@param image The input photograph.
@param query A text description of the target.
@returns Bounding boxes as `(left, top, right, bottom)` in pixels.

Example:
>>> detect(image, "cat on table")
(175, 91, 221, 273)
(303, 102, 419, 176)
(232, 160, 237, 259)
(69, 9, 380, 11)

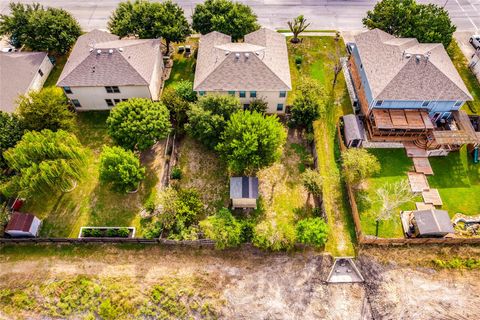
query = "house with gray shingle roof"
(348, 29, 478, 152)
(194, 28, 291, 113)
(0, 51, 53, 113)
(57, 29, 164, 110)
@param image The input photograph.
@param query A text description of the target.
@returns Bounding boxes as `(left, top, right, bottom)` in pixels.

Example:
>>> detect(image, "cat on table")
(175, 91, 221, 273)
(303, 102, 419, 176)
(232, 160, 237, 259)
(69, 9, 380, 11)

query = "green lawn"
(428, 147, 480, 216)
(288, 36, 355, 255)
(356, 149, 418, 238)
(22, 112, 159, 237)
(164, 38, 198, 90)
(448, 40, 480, 115)
(43, 54, 68, 88)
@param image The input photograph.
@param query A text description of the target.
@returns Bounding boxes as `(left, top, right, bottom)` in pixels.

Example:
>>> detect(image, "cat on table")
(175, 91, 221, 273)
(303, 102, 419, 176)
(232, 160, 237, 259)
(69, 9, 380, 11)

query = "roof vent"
(225, 51, 230, 55)
(415, 55, 422, 63)
(96, 49, 102, 54)
(255, 51, 260, 56)
(235, 53, 240, 59)
(405, 53, 411, 59)
(89, 48, 94, 52)
(119, 48, 124, 52)
(108, 49, 114, 54)
(245, 53, 250, 59)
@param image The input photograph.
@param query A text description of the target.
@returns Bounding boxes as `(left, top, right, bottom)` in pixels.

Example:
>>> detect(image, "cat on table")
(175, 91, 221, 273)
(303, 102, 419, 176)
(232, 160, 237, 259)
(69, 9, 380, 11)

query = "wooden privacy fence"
(336, 124, 480, 246)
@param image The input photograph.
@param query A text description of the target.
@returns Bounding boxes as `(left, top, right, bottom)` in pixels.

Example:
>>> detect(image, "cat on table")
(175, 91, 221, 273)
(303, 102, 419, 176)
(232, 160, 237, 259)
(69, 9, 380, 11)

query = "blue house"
(348, 29, 478, 152)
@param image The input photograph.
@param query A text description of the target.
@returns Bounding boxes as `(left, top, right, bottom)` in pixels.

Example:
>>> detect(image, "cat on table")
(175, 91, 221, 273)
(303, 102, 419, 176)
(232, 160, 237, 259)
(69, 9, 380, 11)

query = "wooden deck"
(408, 172, 430, 193)
(371, 109, 434, 130)
(404, 142, 428, 158)
(422, 189, 443, 206)
(412, 157, 433, 175)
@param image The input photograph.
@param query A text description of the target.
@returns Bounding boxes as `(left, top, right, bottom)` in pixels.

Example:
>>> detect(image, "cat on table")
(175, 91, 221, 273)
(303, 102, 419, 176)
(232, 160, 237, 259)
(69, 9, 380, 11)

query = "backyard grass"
(428, 147, 480, 216)
(22, 112, 161, 237)
(164, 38, 198, 90)
(288, 36, 355, 255)
(447, 40, 480, 115)
(43, 54, 68, 88)
(356, 149, 419, 238)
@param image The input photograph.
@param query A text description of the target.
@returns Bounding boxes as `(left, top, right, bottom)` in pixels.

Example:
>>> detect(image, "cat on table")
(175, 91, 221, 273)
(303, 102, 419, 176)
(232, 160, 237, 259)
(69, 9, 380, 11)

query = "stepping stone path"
(422, 189, 443, 206)
(407, 172, 430, 193)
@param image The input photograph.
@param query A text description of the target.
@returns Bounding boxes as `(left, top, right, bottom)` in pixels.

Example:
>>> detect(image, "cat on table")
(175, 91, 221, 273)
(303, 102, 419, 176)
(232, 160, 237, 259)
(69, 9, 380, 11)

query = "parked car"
(469, 35, 480, 49)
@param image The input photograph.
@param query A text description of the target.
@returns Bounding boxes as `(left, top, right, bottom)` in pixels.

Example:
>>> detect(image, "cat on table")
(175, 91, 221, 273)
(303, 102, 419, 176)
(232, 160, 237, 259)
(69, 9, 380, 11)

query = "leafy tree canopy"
(185, 94, 241, 149)
(363, 0, 456, 47)
(295, 217, 328, 247)
(16, 87, 75, 132)
(0, 112, 24, 169)
(200, 207, 243, 249)
(192, 0, 260, 41)
(174, 80, 197, 103)
(290, 77, 325, 130)
(245, 98, 268, 114)
(216, 111, 286, 174)
(301, 168, 323, 196)
(253, 218, 296, 251)
(99, 146, 145, 192)
(2, 130, 87, 198)
(107, 98, 171, 151)
(0, 2, 81, 53)
(108, 0, 191, 53)
(342, 148, 381, 186)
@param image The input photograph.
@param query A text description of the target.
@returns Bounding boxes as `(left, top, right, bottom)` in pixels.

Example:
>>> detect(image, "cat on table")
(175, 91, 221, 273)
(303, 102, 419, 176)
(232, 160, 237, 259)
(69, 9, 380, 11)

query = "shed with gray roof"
(230, 177, 259, 209)
(343, 114, 364, 148)
(412, 209, 454, 237)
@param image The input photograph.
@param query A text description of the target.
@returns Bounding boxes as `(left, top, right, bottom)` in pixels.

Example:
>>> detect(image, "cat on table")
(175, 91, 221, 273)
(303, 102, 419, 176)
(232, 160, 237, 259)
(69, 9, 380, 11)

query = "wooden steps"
(404, 142, 428, 158)
(412, 157, 433, 175)
(408, 172, 430, 193)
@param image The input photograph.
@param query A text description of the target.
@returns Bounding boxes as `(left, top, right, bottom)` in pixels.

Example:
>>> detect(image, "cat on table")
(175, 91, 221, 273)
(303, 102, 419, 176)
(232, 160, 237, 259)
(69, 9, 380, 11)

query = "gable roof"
(5, 212, 35, 232)
(194, 28, 291, 91)
(354, 29, 472, 101)
(57, 29, 161, 87)
(230, 177, 259, 199)
(413, 209, 454, 235)
(0, 52, 48, 112)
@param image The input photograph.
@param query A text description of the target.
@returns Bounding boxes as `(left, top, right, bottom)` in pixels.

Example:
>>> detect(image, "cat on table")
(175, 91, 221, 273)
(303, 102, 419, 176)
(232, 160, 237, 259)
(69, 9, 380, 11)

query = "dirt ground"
(1, 245, 479, 320)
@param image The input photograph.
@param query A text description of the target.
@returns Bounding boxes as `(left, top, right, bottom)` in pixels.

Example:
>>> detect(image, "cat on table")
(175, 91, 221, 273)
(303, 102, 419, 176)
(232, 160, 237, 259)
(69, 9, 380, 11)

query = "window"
(239, 91, 246, 98)
(63, 86, 73, 94)
(422, 101, 430, 107)
(243, 104, 250, 110)
(277, 103, 284, 111)
(105, 86, 120, 93)
(360, 64, 363, 69)
(199, 91, 205, 96)
(105, 99, 114, 107)
(375, 100, 383, 107)
(38, 69, 44, 77)
(454, 101, 463, 107)
(71, 99, 81, 108)
(250, 91, 257, 98)
(228, 91, 235, 96)
(122, 99, 128, 102)
(114, 99, 121, 104)
(279, 91, 286, 98)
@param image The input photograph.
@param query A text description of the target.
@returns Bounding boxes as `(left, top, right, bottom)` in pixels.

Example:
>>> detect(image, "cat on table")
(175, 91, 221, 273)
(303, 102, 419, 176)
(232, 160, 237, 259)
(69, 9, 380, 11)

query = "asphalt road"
(1, 0, 480, 32)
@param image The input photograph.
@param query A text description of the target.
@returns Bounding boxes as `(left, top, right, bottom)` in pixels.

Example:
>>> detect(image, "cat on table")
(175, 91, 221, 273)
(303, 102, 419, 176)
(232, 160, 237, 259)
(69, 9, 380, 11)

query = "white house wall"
(148, 53, 164, 101)
(202, 91, 288, 113)
(65, 85, 152, 110)
(29, 55, 53, 91)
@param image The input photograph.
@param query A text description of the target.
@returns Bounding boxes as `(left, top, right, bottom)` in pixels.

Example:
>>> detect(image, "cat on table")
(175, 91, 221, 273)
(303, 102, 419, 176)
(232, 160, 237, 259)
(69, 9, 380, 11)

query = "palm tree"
(288, 15, 311, 43)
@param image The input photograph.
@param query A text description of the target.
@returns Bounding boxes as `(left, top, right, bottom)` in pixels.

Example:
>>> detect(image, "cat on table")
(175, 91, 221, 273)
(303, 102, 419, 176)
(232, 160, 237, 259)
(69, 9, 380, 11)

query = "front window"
(63, 86, 73, 94)
(114, 99, 121, 104)
(277, 103, 284, 111)
(454, 101, 463, 107)
(105, 86, 120, 93)
(422, 101, 430, 107)
(279, 91, 286, 98)
(38, 69, 44, 77)
(228, 91, 235, 96)
(71, 99, 81, 108)
(199, 91, 205, 96)
(375, 100, 383, 107)
(239, 91, 246, 98)
(250, 91, 257, 98)
(105, 99, 114, 107)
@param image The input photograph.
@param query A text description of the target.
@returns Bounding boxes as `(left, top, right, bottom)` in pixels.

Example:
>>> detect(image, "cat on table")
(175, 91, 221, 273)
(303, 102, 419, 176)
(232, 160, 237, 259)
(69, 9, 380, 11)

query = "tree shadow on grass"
(429, 151, 470, 188)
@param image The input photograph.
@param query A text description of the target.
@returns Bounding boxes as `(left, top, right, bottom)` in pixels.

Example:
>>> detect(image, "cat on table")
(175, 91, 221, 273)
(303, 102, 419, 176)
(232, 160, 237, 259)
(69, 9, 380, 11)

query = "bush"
(290, 77, 325, 130)
(99, 146, 145, 192)
(467, 101, 478, 114)
(170, 167, 182, 180)
(342, 148, 381, 186)
(295, 217, 328, 247)
(253, 219, 296, 251)
(301, 169, 323, 196)
(143, 220, 163, 239)
(175, 80, 197, 102)
(245, 99, 268, 114)
(199, 208, 243, 249)
(295, 55, 303, 65)
(82, 228, 92, 237)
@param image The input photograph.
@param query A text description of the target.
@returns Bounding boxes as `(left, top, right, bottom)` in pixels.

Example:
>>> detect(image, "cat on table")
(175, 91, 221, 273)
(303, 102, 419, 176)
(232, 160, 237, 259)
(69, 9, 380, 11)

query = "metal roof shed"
(343, 114, 364, 148)
(413, 209, 454, 237)
(5, 212, 41, 237)
(230, 177, 259, 209)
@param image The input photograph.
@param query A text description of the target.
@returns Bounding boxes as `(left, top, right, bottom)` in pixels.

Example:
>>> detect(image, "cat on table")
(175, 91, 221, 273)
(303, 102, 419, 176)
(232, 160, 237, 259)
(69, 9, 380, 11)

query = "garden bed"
(78, 226, 135, 238)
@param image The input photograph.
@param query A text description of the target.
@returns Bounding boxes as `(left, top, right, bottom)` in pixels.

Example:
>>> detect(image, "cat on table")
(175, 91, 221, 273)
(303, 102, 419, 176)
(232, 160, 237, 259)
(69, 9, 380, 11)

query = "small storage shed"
(343, 114, 364, 148)
(412, 209, 454, 237)
(230, 177, 259, 209)
(5, 212, 41, 237)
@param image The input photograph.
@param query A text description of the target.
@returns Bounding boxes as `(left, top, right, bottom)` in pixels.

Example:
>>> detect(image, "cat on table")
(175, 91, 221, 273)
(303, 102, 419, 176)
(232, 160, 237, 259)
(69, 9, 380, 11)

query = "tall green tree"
(161, 81, 196, 132)
(99, 146, 145, 192)
(287, 15, 310, 44)
(17, 87, 75, 132)
(216, 111, 286, 174)
(192, 0, 260, 41)
(290, 77, 325, 130)
(107, 98, 171, 151)
(363, 0, 456, 47)
(0, 3, 81, 53)
(2, 130, 87, 198)
(185, 95, 241, 149)
(108, 0, 191, 54)
(0, 112, 24, 168)
(342, 148, 381, 186)
(200, 208, 243, 249)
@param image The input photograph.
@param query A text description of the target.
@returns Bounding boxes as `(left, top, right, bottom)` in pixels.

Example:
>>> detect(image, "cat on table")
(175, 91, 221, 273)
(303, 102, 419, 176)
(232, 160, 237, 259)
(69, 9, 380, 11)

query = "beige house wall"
(148, 52, 164, 101)
(29, 55, 54, 91)
(201, 90, 288, 114)
(64, 85, 152, 110)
